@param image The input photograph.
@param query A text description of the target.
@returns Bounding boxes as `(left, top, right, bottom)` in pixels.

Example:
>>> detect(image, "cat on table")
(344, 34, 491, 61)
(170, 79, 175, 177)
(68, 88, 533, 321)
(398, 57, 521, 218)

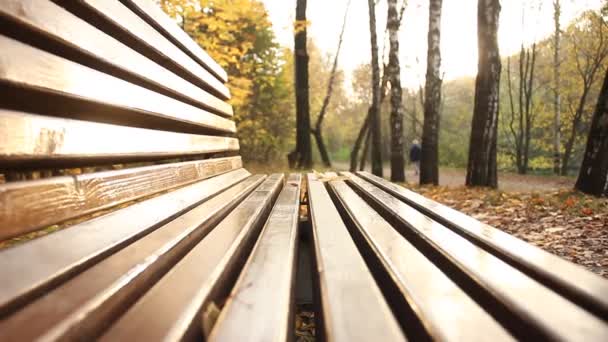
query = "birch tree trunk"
(466, 0, 501, 188)
(387, 0, 405, 182)
(289, 0, 312, 169)
(553, 0, 562, 174)
(576, 69, 608, 197)
(368, 0, 383, 177)
(420, 0, 443, 185)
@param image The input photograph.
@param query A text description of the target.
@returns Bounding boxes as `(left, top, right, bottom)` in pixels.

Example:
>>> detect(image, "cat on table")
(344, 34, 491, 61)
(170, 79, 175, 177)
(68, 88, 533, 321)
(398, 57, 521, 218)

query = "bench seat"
(1, 1, 607, 341)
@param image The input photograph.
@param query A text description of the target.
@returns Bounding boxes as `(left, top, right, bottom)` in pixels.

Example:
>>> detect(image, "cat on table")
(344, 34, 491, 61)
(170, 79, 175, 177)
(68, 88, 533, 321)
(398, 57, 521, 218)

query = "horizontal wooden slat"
(119, 0, 228, 83)
(209, 174, 302, 342)
(357, 171, 608, 319)
(329, 180, 514, 341)
(345, 173, 608, 341)
(0, 110, 239, 167)
(0, 0, 232, 117)
(306, 174, 406, 341)
(0, 174, 265, 341)
(101, 174, 284, 341)
(0, 156, 242, 240)
(0, 168, 251, 315)
(54, 0, 230, 100)
(0, 35, 235, 134)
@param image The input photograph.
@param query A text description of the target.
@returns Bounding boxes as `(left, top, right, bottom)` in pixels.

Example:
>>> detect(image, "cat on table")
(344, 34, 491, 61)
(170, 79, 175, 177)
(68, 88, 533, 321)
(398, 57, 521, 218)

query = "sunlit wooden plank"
(0, 156, 242, 240)
(0, 0, 232, 117)
(119, 0, 228, 83)
(0, 169, 251, 316)
(345, 172, 608, 341)
(356, 171, 608, 319)
(306, 173, 406, 341)
(0, 110, 239, 166)
(101, 175, 284, 341)
(0, 175, 265, 341)
(55, 0, 230, 100)
(209, 174, 302, 342)
(0, 35, 234, 133)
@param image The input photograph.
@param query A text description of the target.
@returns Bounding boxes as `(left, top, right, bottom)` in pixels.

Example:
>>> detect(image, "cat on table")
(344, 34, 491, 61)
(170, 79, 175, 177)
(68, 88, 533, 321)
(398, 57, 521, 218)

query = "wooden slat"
(0, 168, 251, 315)
(119, 0, 228, 83)
(0, 156, 242, 241)
(54, 0, 230, 100)
(209, 174, 302, 342)
(0, 110, 239, 167)
(101, 174, 284, 341)
(0, 174, 266, 341)
(0, 0, 233, 117)
(345, 173, 608, 340)
(357, 171, 608, 319)
(329, 180, 514, 341)
(0, 36, 234, 134)
(306, 173, 406, 341)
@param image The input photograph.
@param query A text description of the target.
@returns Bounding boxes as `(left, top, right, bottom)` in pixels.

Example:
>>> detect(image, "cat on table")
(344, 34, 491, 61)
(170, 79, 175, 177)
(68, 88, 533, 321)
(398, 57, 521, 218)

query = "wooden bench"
(0, 1, 607, 341)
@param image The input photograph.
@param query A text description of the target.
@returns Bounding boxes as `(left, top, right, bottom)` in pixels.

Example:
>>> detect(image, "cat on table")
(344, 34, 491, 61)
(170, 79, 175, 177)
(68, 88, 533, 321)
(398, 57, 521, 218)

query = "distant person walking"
(409, 139, 421, 175)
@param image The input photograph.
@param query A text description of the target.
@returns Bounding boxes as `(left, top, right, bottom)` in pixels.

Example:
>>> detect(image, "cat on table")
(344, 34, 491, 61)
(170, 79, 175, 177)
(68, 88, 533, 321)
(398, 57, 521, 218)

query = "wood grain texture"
(345, 173, 608, 341)
(209, 174, 302, 342)
(329, 180, 514, 342)
(0, 0, 232, 117)
(0, 156, 242, 240)
(101, 174, 284, 341)
(0, 174, 266, 341)
(54, 0, 230, 100)
(0, 168, 251, 315)
(356, 171, 608, 320)
(0, 110, 239, 166)
(306, 173, 406, 342)
(0, 36, 235, 133)
(119, 0, 228, 83)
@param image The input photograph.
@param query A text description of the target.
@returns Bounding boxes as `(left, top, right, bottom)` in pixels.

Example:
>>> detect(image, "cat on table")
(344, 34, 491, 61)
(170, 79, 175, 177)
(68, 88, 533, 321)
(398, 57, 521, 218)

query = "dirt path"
(332, 162, 575, 192)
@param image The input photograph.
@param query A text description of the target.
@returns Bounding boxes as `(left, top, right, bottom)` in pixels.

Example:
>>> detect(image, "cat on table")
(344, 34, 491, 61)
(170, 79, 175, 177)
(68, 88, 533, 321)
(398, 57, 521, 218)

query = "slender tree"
(466, 0, 501, 188)
(420, 0, 443, 185)
(288, 0, 312, 169)
(368, 0, 383, 176)
(312, 0, 351, 167)
(576, 69, 608, 197)
(552, 0, 562, 174)
(387, 0, 406, 181)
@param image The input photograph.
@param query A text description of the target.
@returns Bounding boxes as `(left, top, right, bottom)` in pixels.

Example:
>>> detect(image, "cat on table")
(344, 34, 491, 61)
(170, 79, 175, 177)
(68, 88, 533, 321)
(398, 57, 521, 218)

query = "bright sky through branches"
(261, 0, 603, 90)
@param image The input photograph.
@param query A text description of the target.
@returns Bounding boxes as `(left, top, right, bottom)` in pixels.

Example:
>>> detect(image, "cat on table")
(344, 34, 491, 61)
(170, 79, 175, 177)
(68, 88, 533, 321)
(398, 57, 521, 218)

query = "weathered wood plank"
(0, 36, 235, 133)
(0, 169, 251, 315)
(356, 171, 608, 319)
(0, 0, 232, 117)
(208, 174, 302, 342)
(306, 173, 406, 341)
(329, 180, 514, 341)
(119, 0, 228, 83)
(101, 174, 284, 341)
(0, 174, 265, 341)
(54, 0, 230, 100)
(0, 156, 242, 240)
(0, 110, 239, 167)
(345, 173, 608, 340)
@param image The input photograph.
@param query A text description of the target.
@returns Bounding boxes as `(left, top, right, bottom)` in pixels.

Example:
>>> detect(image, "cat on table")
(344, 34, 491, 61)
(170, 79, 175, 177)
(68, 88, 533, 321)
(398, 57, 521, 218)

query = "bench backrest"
(0, 0, 242, 241)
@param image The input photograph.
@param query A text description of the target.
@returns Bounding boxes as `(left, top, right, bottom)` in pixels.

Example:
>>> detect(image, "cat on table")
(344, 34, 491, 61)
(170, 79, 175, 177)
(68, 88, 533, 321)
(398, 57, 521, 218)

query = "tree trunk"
(386, 0, 405, 182)
(360, 126, 372, 171)
(576, 69, 608, 196)
(351, 111, 370, 171)
(420, 0, 443, 185)
(553, 0, 562, 174)
(313, 0, 351, 168)
(367, 0, 383, 177)
(562, 87, 591, 175)
(289, 0, 312, 169)
(466, 0, 501, 188)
